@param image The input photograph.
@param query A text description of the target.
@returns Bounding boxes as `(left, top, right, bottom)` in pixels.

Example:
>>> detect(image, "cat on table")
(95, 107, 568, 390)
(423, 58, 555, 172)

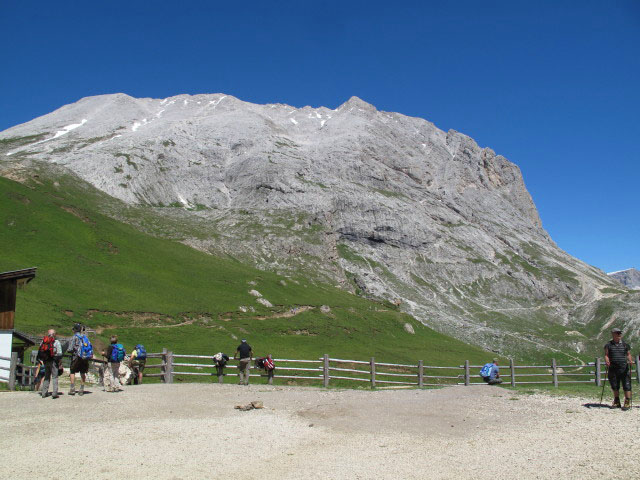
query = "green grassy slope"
(0, 174, 492, 368)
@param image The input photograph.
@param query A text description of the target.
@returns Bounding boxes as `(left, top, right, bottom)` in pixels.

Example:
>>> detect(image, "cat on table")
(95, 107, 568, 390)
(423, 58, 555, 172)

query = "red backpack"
(263, 357, 275, 371)
(38, 335, 56, 360)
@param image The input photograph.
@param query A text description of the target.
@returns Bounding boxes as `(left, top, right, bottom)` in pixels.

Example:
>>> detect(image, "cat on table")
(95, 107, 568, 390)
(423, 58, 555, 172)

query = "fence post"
(166, 351, 174, 383)
(370, 357, 376, 389)
(635, 355, 640, 385)
(509, 358, 516, 387)
(595, 357, 601, 386)
(464, 360, 470, 386)
(323, 354, 329, 388)
(418, 360, 424, 388)
(268, 369, 274, 385)
(161, 348, 167, 383)
(551, 358, 558, 387)
(8, 352, 18, 391)
(216, 366, 224, 384)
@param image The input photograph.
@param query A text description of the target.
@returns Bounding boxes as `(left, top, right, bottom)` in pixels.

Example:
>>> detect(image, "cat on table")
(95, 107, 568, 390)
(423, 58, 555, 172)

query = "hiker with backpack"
(38, 329, 63, 399)
(234, 339, 253, 385)
(128, 344, 147, 385)
(480, 358, 502, 385)
(213, 352, 229, 382)
(102, 336, 125, 392)
(68, 323, 93, 396)
(605, 328, 633, 410)
(263, 354, 275, 384)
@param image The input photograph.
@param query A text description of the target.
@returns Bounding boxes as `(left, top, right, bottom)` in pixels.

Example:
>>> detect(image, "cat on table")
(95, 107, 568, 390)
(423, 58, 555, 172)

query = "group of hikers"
(35, 323, 147, 398)
(35, 326, 273, 397)
(479, 327, 634, 410)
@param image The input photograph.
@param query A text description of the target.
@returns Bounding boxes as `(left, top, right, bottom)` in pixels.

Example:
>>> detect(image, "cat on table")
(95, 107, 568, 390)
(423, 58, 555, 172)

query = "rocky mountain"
(608, 269, 640, 290)
(2, 93, 638, 358)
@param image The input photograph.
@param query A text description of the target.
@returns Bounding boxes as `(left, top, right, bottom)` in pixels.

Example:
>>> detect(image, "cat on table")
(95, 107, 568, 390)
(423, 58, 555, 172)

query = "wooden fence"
(2, 352, 640, 390)
(139, 352, 640, 389)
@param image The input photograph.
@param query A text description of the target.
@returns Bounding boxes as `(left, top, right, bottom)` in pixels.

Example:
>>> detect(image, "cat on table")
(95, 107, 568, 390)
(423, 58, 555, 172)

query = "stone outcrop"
(608, 269, 640, 290)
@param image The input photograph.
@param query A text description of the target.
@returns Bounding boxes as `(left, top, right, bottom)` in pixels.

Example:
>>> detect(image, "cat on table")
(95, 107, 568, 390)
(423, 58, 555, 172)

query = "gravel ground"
(0, 383, 638, 479)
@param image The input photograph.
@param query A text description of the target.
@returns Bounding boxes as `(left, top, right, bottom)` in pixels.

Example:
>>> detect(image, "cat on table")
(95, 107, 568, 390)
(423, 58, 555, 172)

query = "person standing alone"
(235, 339, 253, 385)
(604, 328, 633, 410)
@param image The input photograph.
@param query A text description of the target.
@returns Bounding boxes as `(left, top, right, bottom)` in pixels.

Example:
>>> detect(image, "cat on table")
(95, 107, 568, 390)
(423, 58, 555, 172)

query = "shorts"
(131, 359, 146, 372)
(608, 364, 632, 392)
(70, 357, 89, 374)
(482, 376, 502, 385)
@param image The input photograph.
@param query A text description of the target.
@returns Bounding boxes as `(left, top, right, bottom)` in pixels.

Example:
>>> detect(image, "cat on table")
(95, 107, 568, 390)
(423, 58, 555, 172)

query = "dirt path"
(1, 384, 638, 479)
(93, 306, 316, 332)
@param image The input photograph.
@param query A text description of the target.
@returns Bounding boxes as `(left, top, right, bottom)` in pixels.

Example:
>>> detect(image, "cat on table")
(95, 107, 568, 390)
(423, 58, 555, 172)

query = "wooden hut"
(0, 268, 37, 374)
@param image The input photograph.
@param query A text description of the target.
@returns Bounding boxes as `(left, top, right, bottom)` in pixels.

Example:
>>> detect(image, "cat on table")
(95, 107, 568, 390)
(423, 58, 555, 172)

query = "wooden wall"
(0, 280, 17, 330)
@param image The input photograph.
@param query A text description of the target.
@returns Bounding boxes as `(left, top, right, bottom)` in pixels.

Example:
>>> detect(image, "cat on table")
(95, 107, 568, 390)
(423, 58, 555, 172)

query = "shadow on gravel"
(583, 403, 638, 410)
(583, 403, 611, 409)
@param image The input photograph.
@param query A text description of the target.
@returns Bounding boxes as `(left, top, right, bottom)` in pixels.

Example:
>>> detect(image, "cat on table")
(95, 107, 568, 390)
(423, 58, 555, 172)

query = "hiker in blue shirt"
(480, 358, 502, 385)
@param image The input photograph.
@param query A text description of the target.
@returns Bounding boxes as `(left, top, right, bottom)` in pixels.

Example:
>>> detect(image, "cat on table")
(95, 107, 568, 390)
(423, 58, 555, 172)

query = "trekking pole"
(600, 364, 609, 406)
(628, 365, 633, 410)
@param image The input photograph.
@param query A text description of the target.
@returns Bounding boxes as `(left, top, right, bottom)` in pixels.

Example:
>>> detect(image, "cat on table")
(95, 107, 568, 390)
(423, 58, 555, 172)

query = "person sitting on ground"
(234, 339, 253, 386)
(480, 358, 502, 385)
(39, 329, 63, 399)
(605, 328, 633, 410)
(68, 323, 92, 396)
(101, 336, 125, 392)
(128, 344, 147, 385)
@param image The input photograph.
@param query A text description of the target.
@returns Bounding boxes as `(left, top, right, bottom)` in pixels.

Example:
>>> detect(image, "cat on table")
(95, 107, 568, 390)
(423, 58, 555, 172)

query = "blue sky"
(1, 1, 638, 273)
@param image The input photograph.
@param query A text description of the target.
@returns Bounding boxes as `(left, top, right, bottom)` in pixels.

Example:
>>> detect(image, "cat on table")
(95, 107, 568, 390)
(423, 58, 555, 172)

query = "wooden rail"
(129, 352, 640, 389)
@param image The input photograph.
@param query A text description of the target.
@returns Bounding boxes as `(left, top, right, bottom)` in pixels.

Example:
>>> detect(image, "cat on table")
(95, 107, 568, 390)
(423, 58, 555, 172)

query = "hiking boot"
(52, 393, 59, 399)
(611, 398, 622, 409)
(78, 385, 84, 396)
(622, 398, 631, 411)
(68, 387, 76, 396)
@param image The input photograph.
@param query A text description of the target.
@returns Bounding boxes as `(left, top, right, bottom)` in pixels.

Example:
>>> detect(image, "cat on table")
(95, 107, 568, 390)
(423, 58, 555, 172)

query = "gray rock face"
(608, 269, 640, 289)
(2, 93, 639, 356)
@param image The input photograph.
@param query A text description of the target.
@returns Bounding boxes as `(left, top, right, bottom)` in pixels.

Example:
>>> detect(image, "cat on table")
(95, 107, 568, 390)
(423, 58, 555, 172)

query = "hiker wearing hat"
(480, 358, 502, 385)
(604, 328, 633, 410)
(68, 323, 93, 396)
(234, 339, 253, 385)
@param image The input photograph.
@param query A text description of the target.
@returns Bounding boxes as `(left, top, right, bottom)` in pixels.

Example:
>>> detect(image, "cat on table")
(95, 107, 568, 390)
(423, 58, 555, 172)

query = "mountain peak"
(338, 96, 377, 112)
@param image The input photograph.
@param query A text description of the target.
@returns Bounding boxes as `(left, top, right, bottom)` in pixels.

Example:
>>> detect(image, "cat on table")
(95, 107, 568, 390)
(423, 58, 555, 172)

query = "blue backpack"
(135, 344, 147, 360)
(110, 343, 125, 362)
(480, 363, 494, 378)
(77, 333, 93, 359)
